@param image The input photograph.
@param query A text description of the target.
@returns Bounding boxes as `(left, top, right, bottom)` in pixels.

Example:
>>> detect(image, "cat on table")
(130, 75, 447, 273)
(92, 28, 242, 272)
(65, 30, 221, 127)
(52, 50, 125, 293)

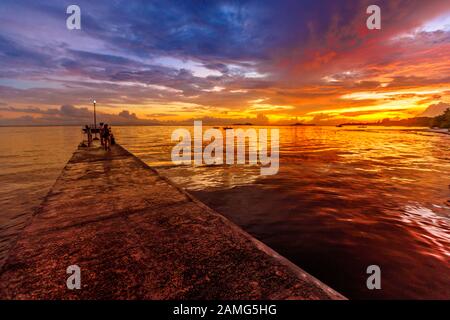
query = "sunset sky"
(0, 0, 450, 125)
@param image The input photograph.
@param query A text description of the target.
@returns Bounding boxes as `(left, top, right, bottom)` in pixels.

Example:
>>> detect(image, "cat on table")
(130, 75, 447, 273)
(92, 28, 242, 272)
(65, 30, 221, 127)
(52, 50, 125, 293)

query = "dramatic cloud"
(0, 104, 269, 126)
(0, 105, 160, 125)
(0, 0, 449, 125)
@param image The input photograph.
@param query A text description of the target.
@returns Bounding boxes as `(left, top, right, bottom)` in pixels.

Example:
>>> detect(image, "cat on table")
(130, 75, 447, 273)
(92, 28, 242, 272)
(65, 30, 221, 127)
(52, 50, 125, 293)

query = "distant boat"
(222, 126, 233, 130)
(290, 123, 316, 126)
(336, 124, 343, 127)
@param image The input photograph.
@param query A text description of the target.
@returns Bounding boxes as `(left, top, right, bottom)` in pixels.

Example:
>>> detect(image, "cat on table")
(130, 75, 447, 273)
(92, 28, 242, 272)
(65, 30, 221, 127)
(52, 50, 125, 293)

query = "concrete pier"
(0, 143, 345, 300)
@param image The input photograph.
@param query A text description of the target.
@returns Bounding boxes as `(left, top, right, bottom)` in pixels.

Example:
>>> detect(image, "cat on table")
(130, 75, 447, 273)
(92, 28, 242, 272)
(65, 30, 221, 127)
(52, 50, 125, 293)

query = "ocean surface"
(0, 125, 449, 299)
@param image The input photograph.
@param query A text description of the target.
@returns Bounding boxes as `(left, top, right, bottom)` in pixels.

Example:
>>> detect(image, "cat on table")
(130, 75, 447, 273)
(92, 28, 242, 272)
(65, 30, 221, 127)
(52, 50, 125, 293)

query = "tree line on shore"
(338, 108, 450, 128)
(430, 108, 450, 129)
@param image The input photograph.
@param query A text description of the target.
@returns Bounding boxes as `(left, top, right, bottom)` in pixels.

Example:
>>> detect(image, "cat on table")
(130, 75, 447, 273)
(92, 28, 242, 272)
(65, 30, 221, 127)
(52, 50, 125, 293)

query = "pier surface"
(0, 144, 344, 299)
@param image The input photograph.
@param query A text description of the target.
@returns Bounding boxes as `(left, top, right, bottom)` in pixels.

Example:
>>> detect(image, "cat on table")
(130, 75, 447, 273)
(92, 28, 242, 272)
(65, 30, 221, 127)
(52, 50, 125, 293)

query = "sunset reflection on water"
(118, 125, 450, 299)
(0, 125, 448, 299)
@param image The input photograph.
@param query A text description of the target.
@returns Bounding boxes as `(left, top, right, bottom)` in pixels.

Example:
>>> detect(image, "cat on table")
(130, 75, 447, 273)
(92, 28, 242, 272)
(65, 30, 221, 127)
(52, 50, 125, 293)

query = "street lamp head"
(93, 100, 96, 104)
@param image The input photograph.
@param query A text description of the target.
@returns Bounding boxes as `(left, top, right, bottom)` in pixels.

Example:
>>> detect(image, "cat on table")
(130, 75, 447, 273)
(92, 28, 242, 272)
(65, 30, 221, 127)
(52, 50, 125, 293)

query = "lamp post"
(93, 99, 97, 130)
(93, 99, 98, 140)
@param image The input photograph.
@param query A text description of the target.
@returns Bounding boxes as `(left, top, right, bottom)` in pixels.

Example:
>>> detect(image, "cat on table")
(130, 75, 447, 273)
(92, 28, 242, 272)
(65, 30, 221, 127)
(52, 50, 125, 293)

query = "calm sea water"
(0, 127, 81, 267)
(0, 125, 449, 299)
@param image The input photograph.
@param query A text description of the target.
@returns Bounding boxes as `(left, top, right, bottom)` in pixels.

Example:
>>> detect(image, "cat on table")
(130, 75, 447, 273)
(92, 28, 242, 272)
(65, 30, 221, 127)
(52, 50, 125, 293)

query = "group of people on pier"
(84, 122, 115, 151)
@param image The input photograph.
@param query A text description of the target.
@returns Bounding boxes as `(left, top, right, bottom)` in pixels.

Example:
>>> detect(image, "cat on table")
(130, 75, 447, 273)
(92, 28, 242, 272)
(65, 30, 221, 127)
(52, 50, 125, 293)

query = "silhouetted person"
(102, 124, 111, 151)
(85, 125, 92, 146)
(99, 122, 105, 146)
(109, 126, 116, 145)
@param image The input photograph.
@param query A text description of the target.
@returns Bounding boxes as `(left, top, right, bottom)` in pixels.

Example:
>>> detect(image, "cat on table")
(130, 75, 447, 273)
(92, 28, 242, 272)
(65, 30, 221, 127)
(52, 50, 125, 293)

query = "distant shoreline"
(0, 124, 436, 128)
(0, 125, 448, 135)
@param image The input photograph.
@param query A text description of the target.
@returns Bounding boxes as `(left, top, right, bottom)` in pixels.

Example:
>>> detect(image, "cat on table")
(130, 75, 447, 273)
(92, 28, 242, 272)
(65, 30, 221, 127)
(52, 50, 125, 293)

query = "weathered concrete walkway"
(0, 144, 345, 299)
